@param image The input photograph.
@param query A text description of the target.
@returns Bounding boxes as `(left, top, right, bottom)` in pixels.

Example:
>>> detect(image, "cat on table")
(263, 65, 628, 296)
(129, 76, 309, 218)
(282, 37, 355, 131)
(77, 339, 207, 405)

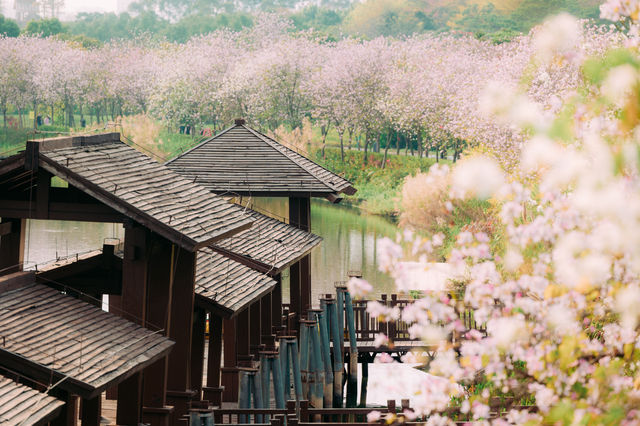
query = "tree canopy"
(0, 15, 20, 37)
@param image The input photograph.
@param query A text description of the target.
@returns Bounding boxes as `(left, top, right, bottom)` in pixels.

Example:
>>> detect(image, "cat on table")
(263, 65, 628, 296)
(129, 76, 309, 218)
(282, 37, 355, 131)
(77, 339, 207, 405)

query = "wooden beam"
(272, 274, 282, 329)
(190, 306, 207, 400)
(117, 223, 149, 425)
(50, 391, 78, 426)
(249, 302, 261, 355)
(206, 314, 223, 388)
(143, 238, 172, 416)
(203, 313, 224, 406)
(221, 316, 237, 402)
(0, 200, 126, 223)
(0, 271, 35, 294)
(208, 245, 274, 275)
(166, 247, 197, 420)
(35, 169, 51, 219)
(0, 154, 25, 177)
(261, 292, 272, 338)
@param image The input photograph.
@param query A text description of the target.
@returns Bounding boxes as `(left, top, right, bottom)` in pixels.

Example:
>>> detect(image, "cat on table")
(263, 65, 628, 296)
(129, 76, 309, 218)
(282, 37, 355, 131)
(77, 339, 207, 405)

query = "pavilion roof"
(165, 122, 356, 200)
(210, 208, 322, 275)
(0, 272, 174, 399)
(195, 248, 276, 317)
(0, 374, 64, 425)
(0, 133, 254, 252)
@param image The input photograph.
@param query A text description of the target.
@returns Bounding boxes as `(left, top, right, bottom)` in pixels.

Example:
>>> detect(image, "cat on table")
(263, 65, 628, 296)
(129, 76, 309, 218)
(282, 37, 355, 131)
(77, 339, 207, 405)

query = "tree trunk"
(347, 128, 353, 150)
(2, 107, 6, 130)
(18, 109, 23, 128)
(51, 105, 54, 125)
(339, 130, 345, 163)
(396, 132, 400, 155)
(362, 133, 369, 166)
(381, 130, 392, 169)
(33, 101, 38, 129)
(321, 124, 329, 159)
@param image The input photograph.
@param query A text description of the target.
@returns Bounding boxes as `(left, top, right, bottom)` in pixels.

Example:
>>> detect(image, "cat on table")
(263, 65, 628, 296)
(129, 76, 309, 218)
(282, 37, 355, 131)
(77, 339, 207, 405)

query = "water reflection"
(22, 198, 399, 304)
(248, 198, 398, 303)
(24, 219, 124, 268)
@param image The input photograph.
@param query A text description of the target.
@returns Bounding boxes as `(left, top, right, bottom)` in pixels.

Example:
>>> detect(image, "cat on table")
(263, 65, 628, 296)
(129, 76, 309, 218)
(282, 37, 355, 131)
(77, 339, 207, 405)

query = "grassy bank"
(1, 123, 445, 220)
(314, 147, 448, 218)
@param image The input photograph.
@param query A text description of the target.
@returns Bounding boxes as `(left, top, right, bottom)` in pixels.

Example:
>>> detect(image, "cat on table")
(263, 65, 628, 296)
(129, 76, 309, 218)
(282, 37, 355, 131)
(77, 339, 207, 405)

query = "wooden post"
(222, 317, 238, 402)
(261, 292, 272, 340)
(50, 391, 78, 426)
(190, 306, 207, 400)
(288, 197, 312, 329)
(117, 222, 149, 425)
(250, 301, 261, 355)
(166, 247, 197, 420)
(203, 313, 224, 405)
(143, 239, 174, 426)
(0, 218, 26, 276)
(272, 274, 282, 329)
(81, 394, 102, 426)
(237, 308, 250, 358)
(106, 294, 121, 400)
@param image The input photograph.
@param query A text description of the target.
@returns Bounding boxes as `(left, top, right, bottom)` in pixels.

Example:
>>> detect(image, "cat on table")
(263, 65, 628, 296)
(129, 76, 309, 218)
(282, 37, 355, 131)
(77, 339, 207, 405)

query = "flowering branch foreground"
(348, 3, 640, 425)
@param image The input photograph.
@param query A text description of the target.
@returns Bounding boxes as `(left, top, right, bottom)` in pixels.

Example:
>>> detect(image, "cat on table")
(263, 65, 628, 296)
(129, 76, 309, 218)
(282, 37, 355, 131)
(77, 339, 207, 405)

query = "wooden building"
(0, 133, 268, 425)
(0, 124, 352, 423)
(167, 119, 355, 332)
(0, 270, 174, 425)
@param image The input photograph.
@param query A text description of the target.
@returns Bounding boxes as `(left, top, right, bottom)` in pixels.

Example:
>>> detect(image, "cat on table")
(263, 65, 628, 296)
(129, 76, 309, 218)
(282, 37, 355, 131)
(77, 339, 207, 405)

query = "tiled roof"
(166, 124, 355, 197)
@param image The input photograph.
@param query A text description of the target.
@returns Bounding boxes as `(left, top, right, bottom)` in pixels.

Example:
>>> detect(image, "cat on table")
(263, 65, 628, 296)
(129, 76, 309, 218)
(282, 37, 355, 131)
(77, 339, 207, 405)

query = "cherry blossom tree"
(351, 8, 640, 424)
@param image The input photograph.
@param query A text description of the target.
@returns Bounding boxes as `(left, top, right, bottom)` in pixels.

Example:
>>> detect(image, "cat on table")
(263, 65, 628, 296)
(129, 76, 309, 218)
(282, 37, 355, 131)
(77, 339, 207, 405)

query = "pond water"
(23, 199, 399, 303)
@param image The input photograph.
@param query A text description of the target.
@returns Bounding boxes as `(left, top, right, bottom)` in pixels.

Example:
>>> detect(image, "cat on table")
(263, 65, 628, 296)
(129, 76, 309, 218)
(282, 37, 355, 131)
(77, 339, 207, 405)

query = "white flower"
(546, 304, 579, 336)
(503, 248, 524, 272)
(486, 316, 529, 349)
(614, 284, 640, 329)
(347, 277, 372, 299)
(521, 135, 560, 173)
(601, 64, 637, 106)
(451, 156, 505, 200)
(533, 13, 582, 64)
(366, 411, 381, 422)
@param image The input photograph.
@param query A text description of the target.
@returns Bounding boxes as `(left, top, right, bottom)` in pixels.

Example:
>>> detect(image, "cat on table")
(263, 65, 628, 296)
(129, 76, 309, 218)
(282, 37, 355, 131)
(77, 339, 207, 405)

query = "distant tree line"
(0, 0, 604, 45)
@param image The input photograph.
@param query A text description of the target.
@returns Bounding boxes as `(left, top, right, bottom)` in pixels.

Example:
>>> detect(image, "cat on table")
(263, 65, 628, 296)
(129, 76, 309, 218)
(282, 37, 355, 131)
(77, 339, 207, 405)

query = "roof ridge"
(164, 125, 236, 165)
(240, 125, 344, 193)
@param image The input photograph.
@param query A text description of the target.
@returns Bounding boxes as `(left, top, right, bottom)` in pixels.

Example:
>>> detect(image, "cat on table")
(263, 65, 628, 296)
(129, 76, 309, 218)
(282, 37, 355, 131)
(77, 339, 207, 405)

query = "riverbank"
(313, 147, 446, 218)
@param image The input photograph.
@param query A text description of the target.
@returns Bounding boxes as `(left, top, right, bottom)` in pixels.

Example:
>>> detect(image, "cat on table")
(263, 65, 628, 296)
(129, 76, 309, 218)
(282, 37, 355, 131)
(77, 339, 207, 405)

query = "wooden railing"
(187, 399, 537, 425)
(285, 293, 486, 348)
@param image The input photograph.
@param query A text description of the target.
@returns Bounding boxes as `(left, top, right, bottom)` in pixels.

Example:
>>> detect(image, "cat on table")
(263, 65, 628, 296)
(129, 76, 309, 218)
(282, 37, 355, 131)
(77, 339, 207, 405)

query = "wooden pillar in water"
(117, 222, 149, 425)
(0, 218, 25, 276)
(166, 247, 197, 421)
(190, 306, 207, 400)
(142, 238, 174, 426)
(222, 316, 238, 402)
(203, 313, 224, 405)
